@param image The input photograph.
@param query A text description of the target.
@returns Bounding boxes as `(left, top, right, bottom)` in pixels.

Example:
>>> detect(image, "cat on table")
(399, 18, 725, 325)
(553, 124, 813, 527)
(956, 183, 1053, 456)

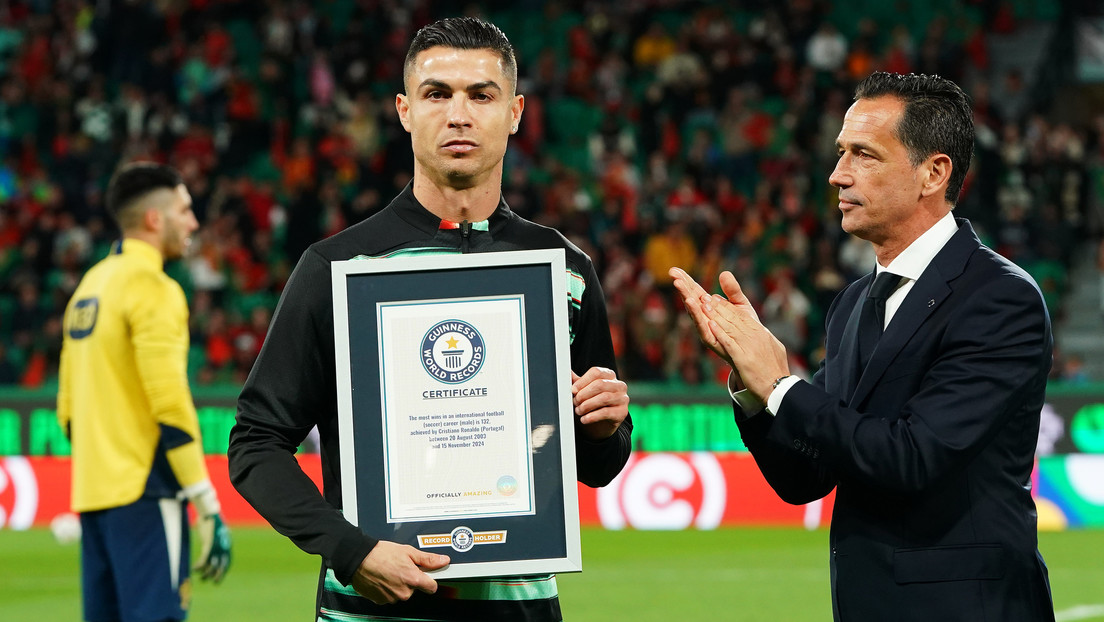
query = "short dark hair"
(854, 72, 974, 205)
(403, 17, 517, 95)
(105, 162, 184, 230)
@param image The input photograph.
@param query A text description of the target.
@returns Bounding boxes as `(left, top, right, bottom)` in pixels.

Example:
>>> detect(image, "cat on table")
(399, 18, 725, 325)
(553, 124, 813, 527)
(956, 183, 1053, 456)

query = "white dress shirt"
(730, 212, 961, 416)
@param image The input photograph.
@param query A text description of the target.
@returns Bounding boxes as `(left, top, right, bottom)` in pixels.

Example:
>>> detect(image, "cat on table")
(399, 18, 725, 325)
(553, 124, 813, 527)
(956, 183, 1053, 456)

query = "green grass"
(0, 526, 318, 620)
(1, 527, 1102, 621)
(560, 528, 832, 621)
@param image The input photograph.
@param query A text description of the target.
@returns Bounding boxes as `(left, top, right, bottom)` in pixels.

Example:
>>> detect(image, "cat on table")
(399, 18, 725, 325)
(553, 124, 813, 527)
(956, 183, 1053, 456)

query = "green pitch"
(1, 527, 1101, 620)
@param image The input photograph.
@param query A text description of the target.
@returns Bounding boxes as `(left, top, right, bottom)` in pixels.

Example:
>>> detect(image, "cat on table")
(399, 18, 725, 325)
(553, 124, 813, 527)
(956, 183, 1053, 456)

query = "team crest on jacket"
(421, 320, 485, 384)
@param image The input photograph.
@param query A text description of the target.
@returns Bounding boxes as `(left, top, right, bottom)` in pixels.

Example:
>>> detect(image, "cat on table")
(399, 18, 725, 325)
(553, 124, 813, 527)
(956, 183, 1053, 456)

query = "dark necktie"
(857, 271, 902, 371)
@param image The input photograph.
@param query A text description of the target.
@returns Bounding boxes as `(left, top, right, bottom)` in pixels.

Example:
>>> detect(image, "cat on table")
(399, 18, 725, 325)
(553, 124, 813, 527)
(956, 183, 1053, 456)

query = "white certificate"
(332, 249, 582, 579)
(377, 296, 536, 522)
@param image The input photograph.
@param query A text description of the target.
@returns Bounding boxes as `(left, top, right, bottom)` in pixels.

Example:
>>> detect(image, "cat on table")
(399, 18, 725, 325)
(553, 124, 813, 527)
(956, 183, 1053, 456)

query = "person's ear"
(920, 153, 952, 199)
(143, 205, 163, 232)
(510, 94, 524, 134)
(396, 93, 412, 133)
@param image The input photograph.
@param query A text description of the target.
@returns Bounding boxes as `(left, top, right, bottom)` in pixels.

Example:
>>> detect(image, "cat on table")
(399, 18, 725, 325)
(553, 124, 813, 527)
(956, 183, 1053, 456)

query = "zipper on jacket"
(460, 220, 471, 253)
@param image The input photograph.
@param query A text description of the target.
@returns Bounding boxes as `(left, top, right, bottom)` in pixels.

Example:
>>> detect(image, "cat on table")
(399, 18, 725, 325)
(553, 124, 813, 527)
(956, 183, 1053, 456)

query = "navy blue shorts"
(80, 497, 191, 622)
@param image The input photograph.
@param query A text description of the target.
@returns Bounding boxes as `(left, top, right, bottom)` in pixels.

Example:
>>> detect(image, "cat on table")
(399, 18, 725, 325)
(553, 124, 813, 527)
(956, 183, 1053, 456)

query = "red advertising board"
(1, 453, 836, 530)
(7, 452, 1104, 532)
(580, 452, 835, 530)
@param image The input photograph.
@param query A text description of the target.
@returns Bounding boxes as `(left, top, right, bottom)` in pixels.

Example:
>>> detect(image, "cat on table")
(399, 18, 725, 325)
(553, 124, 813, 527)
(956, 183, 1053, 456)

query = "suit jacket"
(736, 219, 1055, 621)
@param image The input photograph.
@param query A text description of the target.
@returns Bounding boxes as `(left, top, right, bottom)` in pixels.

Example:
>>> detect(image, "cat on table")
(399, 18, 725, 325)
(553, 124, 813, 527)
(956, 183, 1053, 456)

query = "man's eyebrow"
(466, 80, 503, 93)
(418, 79, 452, 91)
(836, 139, 876, 153)
(417, 79, 503, 93)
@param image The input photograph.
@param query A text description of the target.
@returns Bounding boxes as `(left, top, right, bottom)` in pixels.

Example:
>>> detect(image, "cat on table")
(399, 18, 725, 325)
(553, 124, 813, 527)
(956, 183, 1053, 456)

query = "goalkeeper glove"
(184, 480, 232, 583)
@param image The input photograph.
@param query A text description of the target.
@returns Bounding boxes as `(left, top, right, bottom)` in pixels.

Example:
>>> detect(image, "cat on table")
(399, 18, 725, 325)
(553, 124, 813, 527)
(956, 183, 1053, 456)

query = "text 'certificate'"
(378, 296, 535, 523)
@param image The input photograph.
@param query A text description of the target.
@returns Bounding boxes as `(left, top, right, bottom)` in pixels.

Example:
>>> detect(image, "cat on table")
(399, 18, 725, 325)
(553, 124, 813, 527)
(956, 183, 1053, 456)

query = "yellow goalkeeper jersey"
(58, 238, 209, 512)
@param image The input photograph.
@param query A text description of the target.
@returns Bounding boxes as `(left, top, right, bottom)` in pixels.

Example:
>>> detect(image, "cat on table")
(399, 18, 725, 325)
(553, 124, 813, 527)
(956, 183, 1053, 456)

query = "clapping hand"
(669, 267, 789, 401)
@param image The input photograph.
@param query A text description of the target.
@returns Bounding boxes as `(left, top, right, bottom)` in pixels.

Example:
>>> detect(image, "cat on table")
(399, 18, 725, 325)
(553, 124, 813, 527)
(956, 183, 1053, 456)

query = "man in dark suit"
(670, 72, 1056, 621)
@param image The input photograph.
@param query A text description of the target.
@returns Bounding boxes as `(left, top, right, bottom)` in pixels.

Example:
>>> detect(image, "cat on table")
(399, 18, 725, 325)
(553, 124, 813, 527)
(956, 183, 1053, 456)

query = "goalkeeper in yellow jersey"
(57, 162, 231, 622)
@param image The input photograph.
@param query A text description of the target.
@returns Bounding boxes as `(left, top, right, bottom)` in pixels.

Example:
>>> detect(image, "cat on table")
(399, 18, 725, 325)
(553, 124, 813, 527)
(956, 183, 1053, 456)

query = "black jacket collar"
(389, 182, 516, 236)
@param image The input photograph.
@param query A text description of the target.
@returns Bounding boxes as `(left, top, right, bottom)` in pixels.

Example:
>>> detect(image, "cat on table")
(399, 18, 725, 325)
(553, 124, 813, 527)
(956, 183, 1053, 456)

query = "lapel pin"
(928, 299, 935, 308)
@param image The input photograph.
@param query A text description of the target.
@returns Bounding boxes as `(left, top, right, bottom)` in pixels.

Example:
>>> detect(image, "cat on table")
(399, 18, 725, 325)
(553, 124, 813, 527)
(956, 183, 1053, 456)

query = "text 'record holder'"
(332, 250, 581, 579)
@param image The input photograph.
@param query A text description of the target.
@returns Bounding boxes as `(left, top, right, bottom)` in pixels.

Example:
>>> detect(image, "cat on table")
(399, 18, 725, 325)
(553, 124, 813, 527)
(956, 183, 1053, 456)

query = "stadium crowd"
(0, 0, 1100, 388)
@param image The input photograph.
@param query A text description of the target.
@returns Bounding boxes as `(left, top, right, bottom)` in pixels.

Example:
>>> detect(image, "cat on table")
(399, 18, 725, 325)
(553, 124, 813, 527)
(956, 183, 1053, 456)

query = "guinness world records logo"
(421, 320, 485, 384)
(450, 526, 475, 552)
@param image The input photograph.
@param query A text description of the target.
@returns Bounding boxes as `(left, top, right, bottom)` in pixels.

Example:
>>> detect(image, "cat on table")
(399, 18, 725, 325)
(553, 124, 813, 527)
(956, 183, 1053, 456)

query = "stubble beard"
(162, 226, 189, 261)
(435, 154, 483, 190)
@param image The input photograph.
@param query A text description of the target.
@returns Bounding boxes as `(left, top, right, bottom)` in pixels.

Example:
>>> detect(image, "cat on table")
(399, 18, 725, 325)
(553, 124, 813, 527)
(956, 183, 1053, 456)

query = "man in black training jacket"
(229, 16, 631, 622)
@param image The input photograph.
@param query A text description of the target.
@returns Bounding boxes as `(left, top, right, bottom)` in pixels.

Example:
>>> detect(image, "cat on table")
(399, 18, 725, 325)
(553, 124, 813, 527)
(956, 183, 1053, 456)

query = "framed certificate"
(331, 249, 581, 579)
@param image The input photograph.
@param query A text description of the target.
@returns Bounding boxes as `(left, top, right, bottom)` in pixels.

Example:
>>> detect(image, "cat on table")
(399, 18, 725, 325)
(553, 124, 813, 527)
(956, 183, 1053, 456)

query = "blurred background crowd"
(1, 0, 1103, 389)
